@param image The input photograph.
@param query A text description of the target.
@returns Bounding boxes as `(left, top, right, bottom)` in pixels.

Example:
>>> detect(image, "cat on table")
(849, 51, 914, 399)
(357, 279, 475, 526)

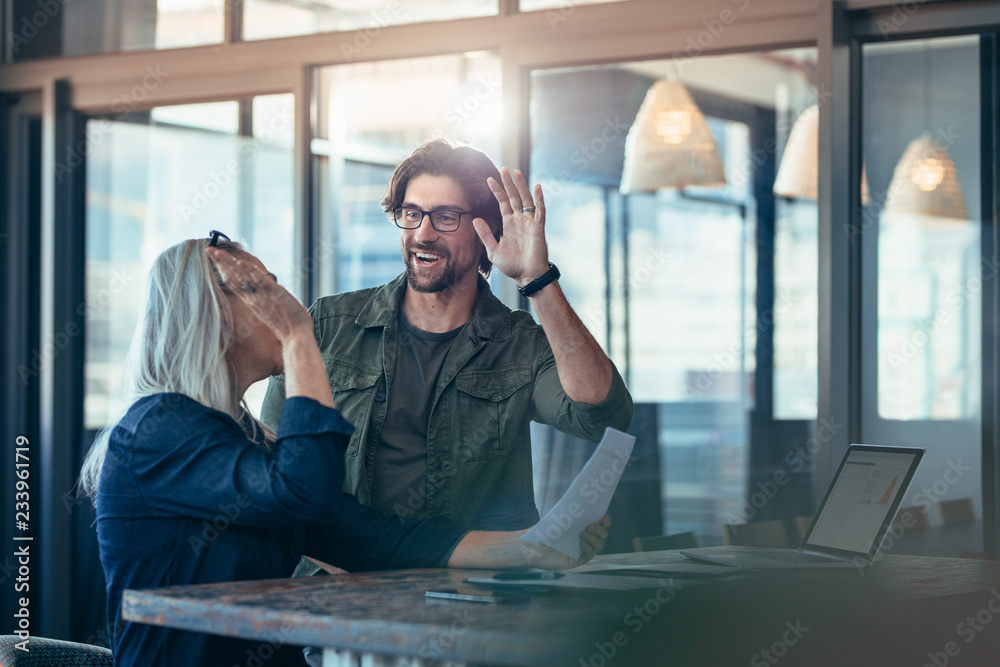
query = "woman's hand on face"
(207, 247, 312, 345)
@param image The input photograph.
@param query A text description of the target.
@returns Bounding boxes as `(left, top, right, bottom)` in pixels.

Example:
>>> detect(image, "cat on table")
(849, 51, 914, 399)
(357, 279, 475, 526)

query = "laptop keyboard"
(730, 548, 838, 564)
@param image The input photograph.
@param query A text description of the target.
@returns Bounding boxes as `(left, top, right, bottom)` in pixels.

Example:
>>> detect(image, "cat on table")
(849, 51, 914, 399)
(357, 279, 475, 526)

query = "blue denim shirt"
(97, 393, 467, 667)
(261, 273, 633, 531)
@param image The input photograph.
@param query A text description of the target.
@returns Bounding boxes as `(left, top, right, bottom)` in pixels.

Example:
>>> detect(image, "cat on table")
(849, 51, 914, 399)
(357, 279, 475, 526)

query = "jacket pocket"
(454, 366, 531, 462)
(325, 356, 380, 457)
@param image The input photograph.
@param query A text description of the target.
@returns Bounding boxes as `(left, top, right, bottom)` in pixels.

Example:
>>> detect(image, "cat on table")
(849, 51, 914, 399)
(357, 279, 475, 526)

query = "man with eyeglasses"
(261, 139, 631, 567)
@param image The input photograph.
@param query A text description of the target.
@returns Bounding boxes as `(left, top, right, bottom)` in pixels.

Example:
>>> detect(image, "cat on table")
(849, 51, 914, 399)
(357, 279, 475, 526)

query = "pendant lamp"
(773, 103, 871, 204)
(883, 41, 967, 223)
(883, 133, 967, 221)
(620, 79, 726, 193)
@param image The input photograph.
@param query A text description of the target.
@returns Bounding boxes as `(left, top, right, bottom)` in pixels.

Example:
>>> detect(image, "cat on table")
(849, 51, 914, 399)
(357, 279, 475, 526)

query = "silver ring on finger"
(241, 280, 259, 293)
(523, 206, 535, 212)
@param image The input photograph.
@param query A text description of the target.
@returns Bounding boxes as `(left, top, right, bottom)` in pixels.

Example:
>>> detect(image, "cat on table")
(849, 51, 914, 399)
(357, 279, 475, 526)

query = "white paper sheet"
(520, 427, 635, 559)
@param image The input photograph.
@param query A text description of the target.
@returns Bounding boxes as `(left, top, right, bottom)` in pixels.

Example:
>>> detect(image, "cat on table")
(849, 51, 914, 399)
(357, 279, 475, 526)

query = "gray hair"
(79, 238, 273, 500)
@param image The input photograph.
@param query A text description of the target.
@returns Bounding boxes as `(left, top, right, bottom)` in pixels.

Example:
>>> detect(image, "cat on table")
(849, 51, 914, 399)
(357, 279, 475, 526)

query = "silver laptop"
(680, 444, 925, 569)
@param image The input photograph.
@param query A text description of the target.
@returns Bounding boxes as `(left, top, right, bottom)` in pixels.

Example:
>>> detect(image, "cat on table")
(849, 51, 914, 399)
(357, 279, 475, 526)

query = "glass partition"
(861, 35, 982, 557)
(244, 0, 497, 41)
(529, 48, 819, 544)
(10, 0, 224, 60)
(313, 52, 502, 296)
(84, 95, 295, 427)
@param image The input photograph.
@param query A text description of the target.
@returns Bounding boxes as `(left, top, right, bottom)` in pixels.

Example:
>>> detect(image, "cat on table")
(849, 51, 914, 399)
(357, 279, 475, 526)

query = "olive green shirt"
(260, 272, 633, 531)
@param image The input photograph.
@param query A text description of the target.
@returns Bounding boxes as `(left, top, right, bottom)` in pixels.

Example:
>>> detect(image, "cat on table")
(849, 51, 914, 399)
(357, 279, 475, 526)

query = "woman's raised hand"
(207, 247, 312, 344)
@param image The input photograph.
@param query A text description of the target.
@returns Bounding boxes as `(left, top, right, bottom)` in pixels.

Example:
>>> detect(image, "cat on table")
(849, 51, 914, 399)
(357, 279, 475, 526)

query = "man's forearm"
(447, 530, 525, 568)
(526, 281, 613, 404)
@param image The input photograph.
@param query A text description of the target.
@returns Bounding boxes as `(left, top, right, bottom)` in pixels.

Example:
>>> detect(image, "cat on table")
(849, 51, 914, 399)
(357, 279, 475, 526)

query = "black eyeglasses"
(389, 208, 473, 233)
(208, 230, 231, 246)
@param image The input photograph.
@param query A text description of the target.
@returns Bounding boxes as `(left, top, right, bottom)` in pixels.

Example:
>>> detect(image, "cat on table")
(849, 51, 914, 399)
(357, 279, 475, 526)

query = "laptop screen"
(801, 445, 925, 560)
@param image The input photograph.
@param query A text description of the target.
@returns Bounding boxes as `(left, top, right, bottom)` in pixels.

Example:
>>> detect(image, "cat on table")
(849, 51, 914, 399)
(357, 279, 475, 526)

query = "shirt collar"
(355, 271, 512, 341)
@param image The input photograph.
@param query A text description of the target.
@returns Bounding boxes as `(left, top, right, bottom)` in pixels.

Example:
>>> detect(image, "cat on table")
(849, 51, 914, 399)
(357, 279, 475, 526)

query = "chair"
(723, 520, 791, 548)
(0, 636, 112, 666)
(937, 498, 975, 525)
(935, 498, 981, 558)
(632, 531, 698, 552)
(896, 505, 929, 531)
(793, 516, 814, 542)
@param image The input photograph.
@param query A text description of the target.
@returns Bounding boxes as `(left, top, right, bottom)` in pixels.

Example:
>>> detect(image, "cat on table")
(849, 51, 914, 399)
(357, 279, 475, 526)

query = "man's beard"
(402, 243, 478, 293)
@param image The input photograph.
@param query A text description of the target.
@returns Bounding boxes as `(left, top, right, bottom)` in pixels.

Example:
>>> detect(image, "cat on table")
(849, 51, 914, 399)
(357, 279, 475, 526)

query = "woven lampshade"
(773, 103, 871, 204)
(620, 79, 725, 193)
(884, 134, 967, 221)
(773, 104, 818, 200)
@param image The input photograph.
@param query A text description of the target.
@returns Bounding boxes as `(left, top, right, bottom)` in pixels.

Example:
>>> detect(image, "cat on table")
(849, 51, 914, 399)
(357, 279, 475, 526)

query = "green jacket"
(260, 272, 633, 530)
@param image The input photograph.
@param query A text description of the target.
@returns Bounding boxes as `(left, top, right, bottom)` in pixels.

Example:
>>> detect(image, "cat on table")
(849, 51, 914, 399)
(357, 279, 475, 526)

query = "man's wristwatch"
(518, 263, 560, 298)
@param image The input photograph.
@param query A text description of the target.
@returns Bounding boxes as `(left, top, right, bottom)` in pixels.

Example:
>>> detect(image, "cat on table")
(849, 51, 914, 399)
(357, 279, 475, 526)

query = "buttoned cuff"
(564, 365, 633, 425)
(277, 397, 356, 444)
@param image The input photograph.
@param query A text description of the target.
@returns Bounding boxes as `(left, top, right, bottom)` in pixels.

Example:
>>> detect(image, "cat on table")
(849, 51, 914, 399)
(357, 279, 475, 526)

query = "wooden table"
(122, 552, 1000, 666)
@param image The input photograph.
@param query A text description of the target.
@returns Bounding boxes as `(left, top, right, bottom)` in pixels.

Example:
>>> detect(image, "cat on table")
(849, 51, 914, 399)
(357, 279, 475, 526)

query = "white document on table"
(520, 427, 635, 559)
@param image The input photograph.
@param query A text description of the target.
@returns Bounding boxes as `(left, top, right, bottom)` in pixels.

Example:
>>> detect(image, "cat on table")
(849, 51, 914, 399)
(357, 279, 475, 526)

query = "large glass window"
(84, 95, 295, 427)
(520, 0, 630, 10)
(313, 52, 502, 295)
(11, 0, 223, 60)
(530, 49, 819, 544)
(861, 35, 982, 556)
(244, 0, 497, 41)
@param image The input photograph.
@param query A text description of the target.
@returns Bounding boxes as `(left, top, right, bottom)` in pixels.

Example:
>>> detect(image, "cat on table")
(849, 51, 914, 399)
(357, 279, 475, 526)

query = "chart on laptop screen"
(807, 450, 918, 554)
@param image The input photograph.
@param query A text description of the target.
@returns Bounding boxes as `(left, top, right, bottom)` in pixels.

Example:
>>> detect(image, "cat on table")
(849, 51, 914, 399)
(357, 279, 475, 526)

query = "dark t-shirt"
(370, 310, 462, 517)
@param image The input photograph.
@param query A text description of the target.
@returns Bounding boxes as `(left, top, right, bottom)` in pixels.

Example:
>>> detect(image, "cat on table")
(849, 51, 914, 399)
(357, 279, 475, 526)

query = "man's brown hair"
(382, 139, 503, 276)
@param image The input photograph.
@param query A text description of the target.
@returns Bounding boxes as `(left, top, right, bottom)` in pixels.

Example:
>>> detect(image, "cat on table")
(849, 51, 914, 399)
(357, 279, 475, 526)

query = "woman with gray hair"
(80, 233, 608, 667)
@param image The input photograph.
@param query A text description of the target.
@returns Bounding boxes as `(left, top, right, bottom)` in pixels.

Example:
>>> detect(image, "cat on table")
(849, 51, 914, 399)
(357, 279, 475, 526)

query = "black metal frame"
(0, 91, 43, 646)
(817, 0, 865, 501)
(38, 79, 87, 638)
(980, 33, 999, 559)
(818, 0, 1000, 558)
